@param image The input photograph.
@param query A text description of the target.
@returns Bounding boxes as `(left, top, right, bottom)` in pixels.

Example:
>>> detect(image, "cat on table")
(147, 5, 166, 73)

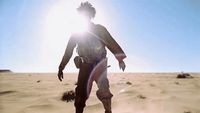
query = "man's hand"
(119, 60, 126, 71)
(58, 70, 63, 81)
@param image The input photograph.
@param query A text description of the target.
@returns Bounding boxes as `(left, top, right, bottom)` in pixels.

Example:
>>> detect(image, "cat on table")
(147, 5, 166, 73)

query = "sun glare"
(40, 0, 108, 70)
(40, 1, 93, 65)
(71, 14, 89, 34)
(42, 1, 86, 47)
(43, 1, 90, 44)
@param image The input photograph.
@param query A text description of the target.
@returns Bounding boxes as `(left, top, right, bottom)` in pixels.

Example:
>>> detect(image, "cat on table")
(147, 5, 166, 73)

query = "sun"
(39, 1, 94, 66)
(41, 1, 85, 47)
(40, 1, 108, 67)
(42, 1, 91, 45)
(71, 13, 90, 34)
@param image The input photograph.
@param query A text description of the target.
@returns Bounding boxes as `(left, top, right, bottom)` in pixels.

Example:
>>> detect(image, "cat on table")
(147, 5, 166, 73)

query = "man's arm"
(58, 36, 76, 81)
(98, 25, 127, 71)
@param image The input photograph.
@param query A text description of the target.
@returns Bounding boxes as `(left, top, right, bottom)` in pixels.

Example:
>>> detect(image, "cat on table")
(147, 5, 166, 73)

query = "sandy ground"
(0, 73, 200, 113)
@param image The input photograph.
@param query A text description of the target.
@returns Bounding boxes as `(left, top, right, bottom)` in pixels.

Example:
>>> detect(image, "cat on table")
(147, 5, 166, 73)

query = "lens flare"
(71, 14, 89, 34)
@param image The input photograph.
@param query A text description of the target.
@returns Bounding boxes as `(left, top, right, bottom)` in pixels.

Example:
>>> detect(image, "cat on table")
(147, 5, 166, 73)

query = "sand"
(0, 73, 200, 113)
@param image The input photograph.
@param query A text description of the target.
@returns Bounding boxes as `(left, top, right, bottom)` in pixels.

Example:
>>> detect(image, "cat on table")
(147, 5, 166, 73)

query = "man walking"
(58, 2, 126, 113)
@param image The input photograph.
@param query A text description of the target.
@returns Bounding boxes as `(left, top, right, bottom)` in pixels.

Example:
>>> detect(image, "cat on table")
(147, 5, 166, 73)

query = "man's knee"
(96, 90, 113, 100)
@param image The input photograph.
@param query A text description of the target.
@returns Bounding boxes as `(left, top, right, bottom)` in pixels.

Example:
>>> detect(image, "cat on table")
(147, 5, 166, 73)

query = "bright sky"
(0, 0, 200, 72)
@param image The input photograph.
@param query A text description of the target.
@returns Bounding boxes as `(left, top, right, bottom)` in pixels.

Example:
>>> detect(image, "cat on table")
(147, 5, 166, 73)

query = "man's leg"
(95, 63, 113, 113)
(75, 63, 93, 113)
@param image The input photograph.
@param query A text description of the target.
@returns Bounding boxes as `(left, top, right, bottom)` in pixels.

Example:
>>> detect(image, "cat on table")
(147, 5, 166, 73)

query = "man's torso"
(73, 24, 107, 63)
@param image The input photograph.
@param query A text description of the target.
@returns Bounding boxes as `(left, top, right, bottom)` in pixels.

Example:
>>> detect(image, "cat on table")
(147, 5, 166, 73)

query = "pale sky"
(0, 0, 200, 72)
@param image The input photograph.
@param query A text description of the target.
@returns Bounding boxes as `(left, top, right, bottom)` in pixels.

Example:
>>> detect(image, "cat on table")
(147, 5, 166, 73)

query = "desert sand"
(0, 72, 200, 113)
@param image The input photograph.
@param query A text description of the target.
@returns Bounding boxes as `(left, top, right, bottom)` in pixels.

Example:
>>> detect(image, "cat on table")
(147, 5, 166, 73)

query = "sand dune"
(0, 73, 200, 113)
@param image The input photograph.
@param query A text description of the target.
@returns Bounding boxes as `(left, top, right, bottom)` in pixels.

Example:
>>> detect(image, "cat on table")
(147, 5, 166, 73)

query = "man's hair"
(77, 2, 96, 18)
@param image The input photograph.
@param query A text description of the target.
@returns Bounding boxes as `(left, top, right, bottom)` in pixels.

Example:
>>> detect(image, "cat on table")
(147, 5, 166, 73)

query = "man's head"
(77, 2, 96, 20)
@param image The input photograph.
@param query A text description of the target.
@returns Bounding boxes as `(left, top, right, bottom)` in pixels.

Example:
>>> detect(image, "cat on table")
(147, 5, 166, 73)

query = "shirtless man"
(58, 2, 126, 113)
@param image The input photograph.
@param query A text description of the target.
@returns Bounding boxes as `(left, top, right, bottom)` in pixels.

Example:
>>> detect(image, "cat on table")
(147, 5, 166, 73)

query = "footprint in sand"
(0, 90, 17, 96)
(149, 83, 156, 87)
(126, 81, 132, 85)
(137, 94, 146, 99)
(174, 81, 180, 85)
